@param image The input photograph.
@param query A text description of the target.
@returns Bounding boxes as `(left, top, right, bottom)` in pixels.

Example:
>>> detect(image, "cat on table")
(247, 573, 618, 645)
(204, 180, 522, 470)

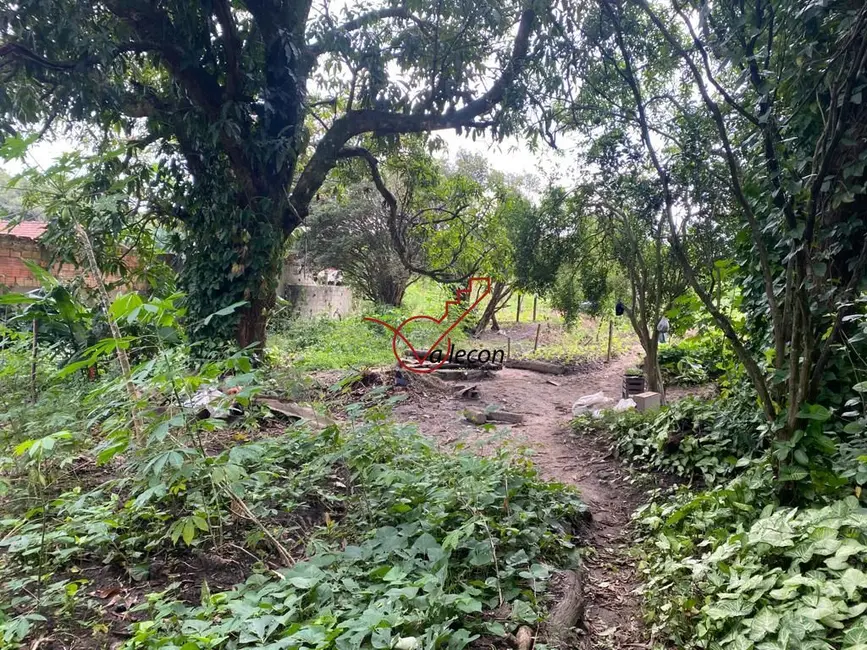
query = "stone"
(633, 391, 661, 412)
(614, 398, 636, 412)
(571, 392, 615, 416)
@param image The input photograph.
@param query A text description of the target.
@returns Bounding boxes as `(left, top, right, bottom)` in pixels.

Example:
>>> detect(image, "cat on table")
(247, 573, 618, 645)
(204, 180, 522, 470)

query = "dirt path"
(393, 351, 649, 649)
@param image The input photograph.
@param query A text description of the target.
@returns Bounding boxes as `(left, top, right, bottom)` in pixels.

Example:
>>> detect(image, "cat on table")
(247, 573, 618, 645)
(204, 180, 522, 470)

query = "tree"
(0, 0, 545, 347)
(301, 179, 414, 306)
(516, 172, 688, 392)
(554, 0, 867, 444)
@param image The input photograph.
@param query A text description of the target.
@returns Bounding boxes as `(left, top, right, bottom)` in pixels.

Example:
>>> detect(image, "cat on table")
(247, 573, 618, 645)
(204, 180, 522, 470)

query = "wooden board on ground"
(454, 384, 481, 400)
(506, 358, 567, 375)
(258, 398, 336, 429)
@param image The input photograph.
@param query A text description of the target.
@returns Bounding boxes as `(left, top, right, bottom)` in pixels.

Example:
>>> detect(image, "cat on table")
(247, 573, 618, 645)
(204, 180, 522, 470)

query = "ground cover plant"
(634, 465, 867, 650)
(0, 290, 586, 648)
(572, 378, 765, 485)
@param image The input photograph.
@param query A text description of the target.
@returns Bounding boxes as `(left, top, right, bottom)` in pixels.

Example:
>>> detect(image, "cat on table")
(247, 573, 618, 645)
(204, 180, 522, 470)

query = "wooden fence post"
(606, 319, 613, 363)
(533, 323, 542, 352)
(532, 295, 537, 321)
(516, 294, 522, 322)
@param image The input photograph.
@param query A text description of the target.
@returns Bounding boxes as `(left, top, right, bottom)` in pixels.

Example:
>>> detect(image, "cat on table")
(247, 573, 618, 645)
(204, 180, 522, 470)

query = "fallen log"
(515, 626, 534, 650)
(485, 410, 524, 424)
(505, 359, 566, 375)
(541, 569, 585, 646)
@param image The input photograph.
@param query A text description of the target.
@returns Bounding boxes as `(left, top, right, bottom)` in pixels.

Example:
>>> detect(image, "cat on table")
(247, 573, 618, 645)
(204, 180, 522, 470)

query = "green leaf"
(704, 599, 753, 620)
(779, 466, 809, 482)
(840, 568, 866, 599)
(0, 293, 38, 305)
(510, 599, 536, 622)
(181, 520, 196, 545)
(202, 301, 249, 326)
(749, 608, 781, 641)
(845, 625, 867, 646)
(797, 404, 830, 421)
(109, 293, 144, 321)
(0, 134, 39, 160)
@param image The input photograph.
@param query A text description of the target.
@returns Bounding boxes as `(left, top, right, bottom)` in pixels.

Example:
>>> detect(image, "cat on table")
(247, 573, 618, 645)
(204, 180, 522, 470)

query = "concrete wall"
(276, 257, 354, 319)
(281, 283, 353, 319)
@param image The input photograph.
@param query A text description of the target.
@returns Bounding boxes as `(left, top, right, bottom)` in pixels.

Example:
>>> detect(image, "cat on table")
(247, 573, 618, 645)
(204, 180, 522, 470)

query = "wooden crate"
(622, 375, 645, 398)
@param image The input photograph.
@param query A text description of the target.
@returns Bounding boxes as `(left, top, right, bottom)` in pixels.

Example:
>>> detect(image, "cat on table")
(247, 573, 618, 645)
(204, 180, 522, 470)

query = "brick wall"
(0, 234, 137, 292)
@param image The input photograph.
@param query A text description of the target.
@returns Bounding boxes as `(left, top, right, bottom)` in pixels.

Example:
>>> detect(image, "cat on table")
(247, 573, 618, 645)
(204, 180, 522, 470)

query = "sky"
(1, 126, 572, 180)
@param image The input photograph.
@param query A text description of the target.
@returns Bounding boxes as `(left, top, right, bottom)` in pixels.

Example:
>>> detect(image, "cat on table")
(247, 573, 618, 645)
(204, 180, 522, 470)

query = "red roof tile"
(0, 220, 47, 240)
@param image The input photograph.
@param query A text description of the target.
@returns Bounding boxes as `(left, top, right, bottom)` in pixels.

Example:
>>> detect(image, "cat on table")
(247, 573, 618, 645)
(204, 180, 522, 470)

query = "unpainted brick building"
(0, 220, 135, 292)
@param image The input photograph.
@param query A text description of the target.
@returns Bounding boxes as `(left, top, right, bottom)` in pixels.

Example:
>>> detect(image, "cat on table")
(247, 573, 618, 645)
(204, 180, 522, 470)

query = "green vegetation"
(658, 332, 728, 386)
(636, 468, 867, 650)
(527, 317, 633, 367)
(2, 0, 867, 646)
(573, 326, 867, 648)
(267, 281, 476, 370)
(574, 381, 764, 485)
(0, 283, 585, 648)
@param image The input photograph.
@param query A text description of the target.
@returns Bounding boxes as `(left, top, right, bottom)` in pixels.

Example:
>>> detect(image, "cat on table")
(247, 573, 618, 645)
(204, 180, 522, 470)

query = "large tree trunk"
(373, 274, 410, 307)
(235, 293, 276, 349)
(183, 204, 286, 351)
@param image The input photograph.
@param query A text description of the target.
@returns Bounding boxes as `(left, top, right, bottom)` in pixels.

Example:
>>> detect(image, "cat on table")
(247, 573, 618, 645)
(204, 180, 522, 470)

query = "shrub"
(635, 465, 867, 650)
(573, 381, 765, 485)
(659, 332, 727, 386)
(0, 370, 586, 648)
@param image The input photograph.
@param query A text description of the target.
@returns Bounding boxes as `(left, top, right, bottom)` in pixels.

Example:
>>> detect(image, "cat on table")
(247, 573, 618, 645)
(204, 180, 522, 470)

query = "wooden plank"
(505, 358, 566, 375)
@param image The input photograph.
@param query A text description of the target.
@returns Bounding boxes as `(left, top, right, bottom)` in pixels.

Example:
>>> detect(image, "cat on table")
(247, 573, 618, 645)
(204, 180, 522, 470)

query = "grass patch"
(528, 317, 634, 366)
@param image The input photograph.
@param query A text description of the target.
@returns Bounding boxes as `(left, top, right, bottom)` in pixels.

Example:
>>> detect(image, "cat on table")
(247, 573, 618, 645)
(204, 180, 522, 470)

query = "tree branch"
(307, 7, 434, 57)
(291, 7, 536, 221)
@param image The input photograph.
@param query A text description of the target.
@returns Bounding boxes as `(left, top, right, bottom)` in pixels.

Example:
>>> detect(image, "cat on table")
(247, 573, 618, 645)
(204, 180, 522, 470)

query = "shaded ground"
(393, 348, 653, 649)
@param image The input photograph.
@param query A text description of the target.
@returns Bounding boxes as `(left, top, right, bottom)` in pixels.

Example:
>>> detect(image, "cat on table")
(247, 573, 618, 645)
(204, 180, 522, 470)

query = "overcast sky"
(1, 126, 577, 194)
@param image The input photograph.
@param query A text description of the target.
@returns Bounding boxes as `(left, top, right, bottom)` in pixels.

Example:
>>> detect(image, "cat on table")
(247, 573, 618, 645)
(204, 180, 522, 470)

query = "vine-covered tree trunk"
(374, 275, 409, 307)
(182, 203, 286, 350)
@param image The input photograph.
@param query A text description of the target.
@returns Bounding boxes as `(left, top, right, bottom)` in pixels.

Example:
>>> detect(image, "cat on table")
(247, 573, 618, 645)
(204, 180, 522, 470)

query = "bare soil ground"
(392, 348, 654, 649)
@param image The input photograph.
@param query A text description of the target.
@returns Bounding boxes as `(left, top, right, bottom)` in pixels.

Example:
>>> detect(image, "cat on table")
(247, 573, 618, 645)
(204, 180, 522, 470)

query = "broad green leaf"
(840, 568, 867, 599)
(749, 608, 781, 641)
(704, 599, 753, 620)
